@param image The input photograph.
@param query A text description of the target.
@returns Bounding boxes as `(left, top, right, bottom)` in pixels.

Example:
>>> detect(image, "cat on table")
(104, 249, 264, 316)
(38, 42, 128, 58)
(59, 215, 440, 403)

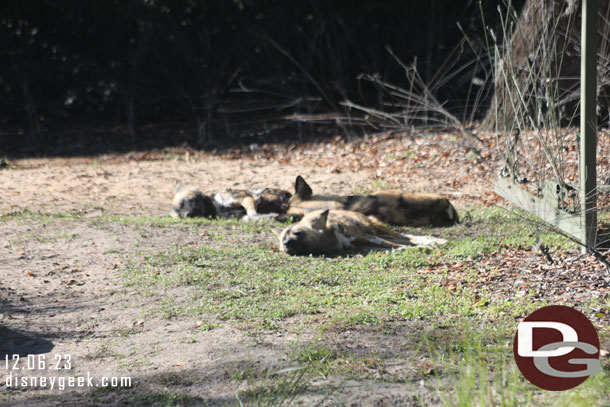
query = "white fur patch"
(333, 229, 356, 250)
(446, 206, 455, 220)
(405, 234, 447, 247)
(367, 236, 391, 247)
(245, 206, 258, 217)
(248, 188, 265, 196)
(213, 191, 237, 206)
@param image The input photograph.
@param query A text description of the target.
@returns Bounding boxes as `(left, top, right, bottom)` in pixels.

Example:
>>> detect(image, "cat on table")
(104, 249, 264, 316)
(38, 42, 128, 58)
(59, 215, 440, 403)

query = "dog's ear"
(294, 175, 313, 200)
(309, 209, 329, 231)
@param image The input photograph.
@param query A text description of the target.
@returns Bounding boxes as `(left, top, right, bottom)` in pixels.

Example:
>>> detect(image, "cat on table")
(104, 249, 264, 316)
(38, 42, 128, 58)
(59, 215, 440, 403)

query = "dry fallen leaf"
(417, 360, 436, 376)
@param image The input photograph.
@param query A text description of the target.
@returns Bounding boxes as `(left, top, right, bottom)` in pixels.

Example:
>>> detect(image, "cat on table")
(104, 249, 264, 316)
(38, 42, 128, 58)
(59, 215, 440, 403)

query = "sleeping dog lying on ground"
(169, 181, 292, 220)
(169, 182, 217, 219)
(286, 176, 458, 227)
(279, 209, 446, 256)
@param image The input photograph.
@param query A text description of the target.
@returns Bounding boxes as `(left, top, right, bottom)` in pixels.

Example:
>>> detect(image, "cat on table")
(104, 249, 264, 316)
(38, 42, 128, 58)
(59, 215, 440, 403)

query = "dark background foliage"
(0, 0, 525, 154)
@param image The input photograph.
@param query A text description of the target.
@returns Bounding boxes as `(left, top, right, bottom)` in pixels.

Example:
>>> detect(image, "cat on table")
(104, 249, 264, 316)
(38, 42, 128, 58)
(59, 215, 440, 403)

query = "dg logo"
(513, 305, 601, 391)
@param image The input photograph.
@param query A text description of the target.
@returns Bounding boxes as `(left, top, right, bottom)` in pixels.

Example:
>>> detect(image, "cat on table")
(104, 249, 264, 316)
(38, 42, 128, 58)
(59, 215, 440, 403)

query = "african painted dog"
(213, 188, 292, 220)
(170, 181, 292, 220)
(279, 209, 446, 256)
(169, 181, 216, 219)
(286, 176, 458, 226)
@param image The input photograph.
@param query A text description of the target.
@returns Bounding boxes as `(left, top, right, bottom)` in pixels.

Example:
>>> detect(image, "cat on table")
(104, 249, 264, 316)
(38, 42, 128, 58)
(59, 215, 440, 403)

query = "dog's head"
(279, 209, 329, 255)
(170, 184, 216, 219)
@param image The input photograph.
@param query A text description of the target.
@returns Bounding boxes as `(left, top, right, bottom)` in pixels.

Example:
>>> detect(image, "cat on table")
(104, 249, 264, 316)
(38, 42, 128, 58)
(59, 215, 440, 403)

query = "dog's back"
(362, 190, 457, 226)
(286, 176, 458, 226)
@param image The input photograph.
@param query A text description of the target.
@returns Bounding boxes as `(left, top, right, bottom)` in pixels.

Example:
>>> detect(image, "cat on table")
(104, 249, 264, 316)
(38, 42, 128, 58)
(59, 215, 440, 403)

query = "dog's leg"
(240, 196, 260, 221)
(366, 217, 410, 239)
(365, 235, 405, 248)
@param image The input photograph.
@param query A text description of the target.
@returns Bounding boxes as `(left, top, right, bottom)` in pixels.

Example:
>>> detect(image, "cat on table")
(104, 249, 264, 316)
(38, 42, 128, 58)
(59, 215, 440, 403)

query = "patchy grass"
(424, 328, 610, 407)
(420, 328, 535, 407)
(1, 210, 278, 237)
(117, 206, 609, 404)
(197, 322, 221, 332)
(90, 386, 202, 406)
(0, 209, 84, 223)
(123, 207, 570, 329)
(2, 206, 607, 406)
(549, 371, 610, 407)
(102, 213, 277, 232)
(235, 339, 336, 406)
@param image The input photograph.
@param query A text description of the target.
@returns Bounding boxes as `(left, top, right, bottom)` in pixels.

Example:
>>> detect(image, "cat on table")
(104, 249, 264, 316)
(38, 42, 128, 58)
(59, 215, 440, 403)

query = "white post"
(580, 0, 598, 251)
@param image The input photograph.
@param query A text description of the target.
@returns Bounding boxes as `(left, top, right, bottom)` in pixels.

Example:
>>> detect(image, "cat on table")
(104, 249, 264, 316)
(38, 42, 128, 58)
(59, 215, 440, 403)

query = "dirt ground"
(0, 154, 451, 406)
(0, 145, 607, 406)
(0, 155, 378, 217)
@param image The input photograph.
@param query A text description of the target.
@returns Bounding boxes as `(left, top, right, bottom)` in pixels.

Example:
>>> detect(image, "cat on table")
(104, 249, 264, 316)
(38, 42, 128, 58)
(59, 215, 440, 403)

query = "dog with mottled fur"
(286, 176, 458, 227)
(169, 182, 217, 219)
(213, 188, 291, 220)
(279, 209, 446, 255)
(169, 181, 292, 220)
